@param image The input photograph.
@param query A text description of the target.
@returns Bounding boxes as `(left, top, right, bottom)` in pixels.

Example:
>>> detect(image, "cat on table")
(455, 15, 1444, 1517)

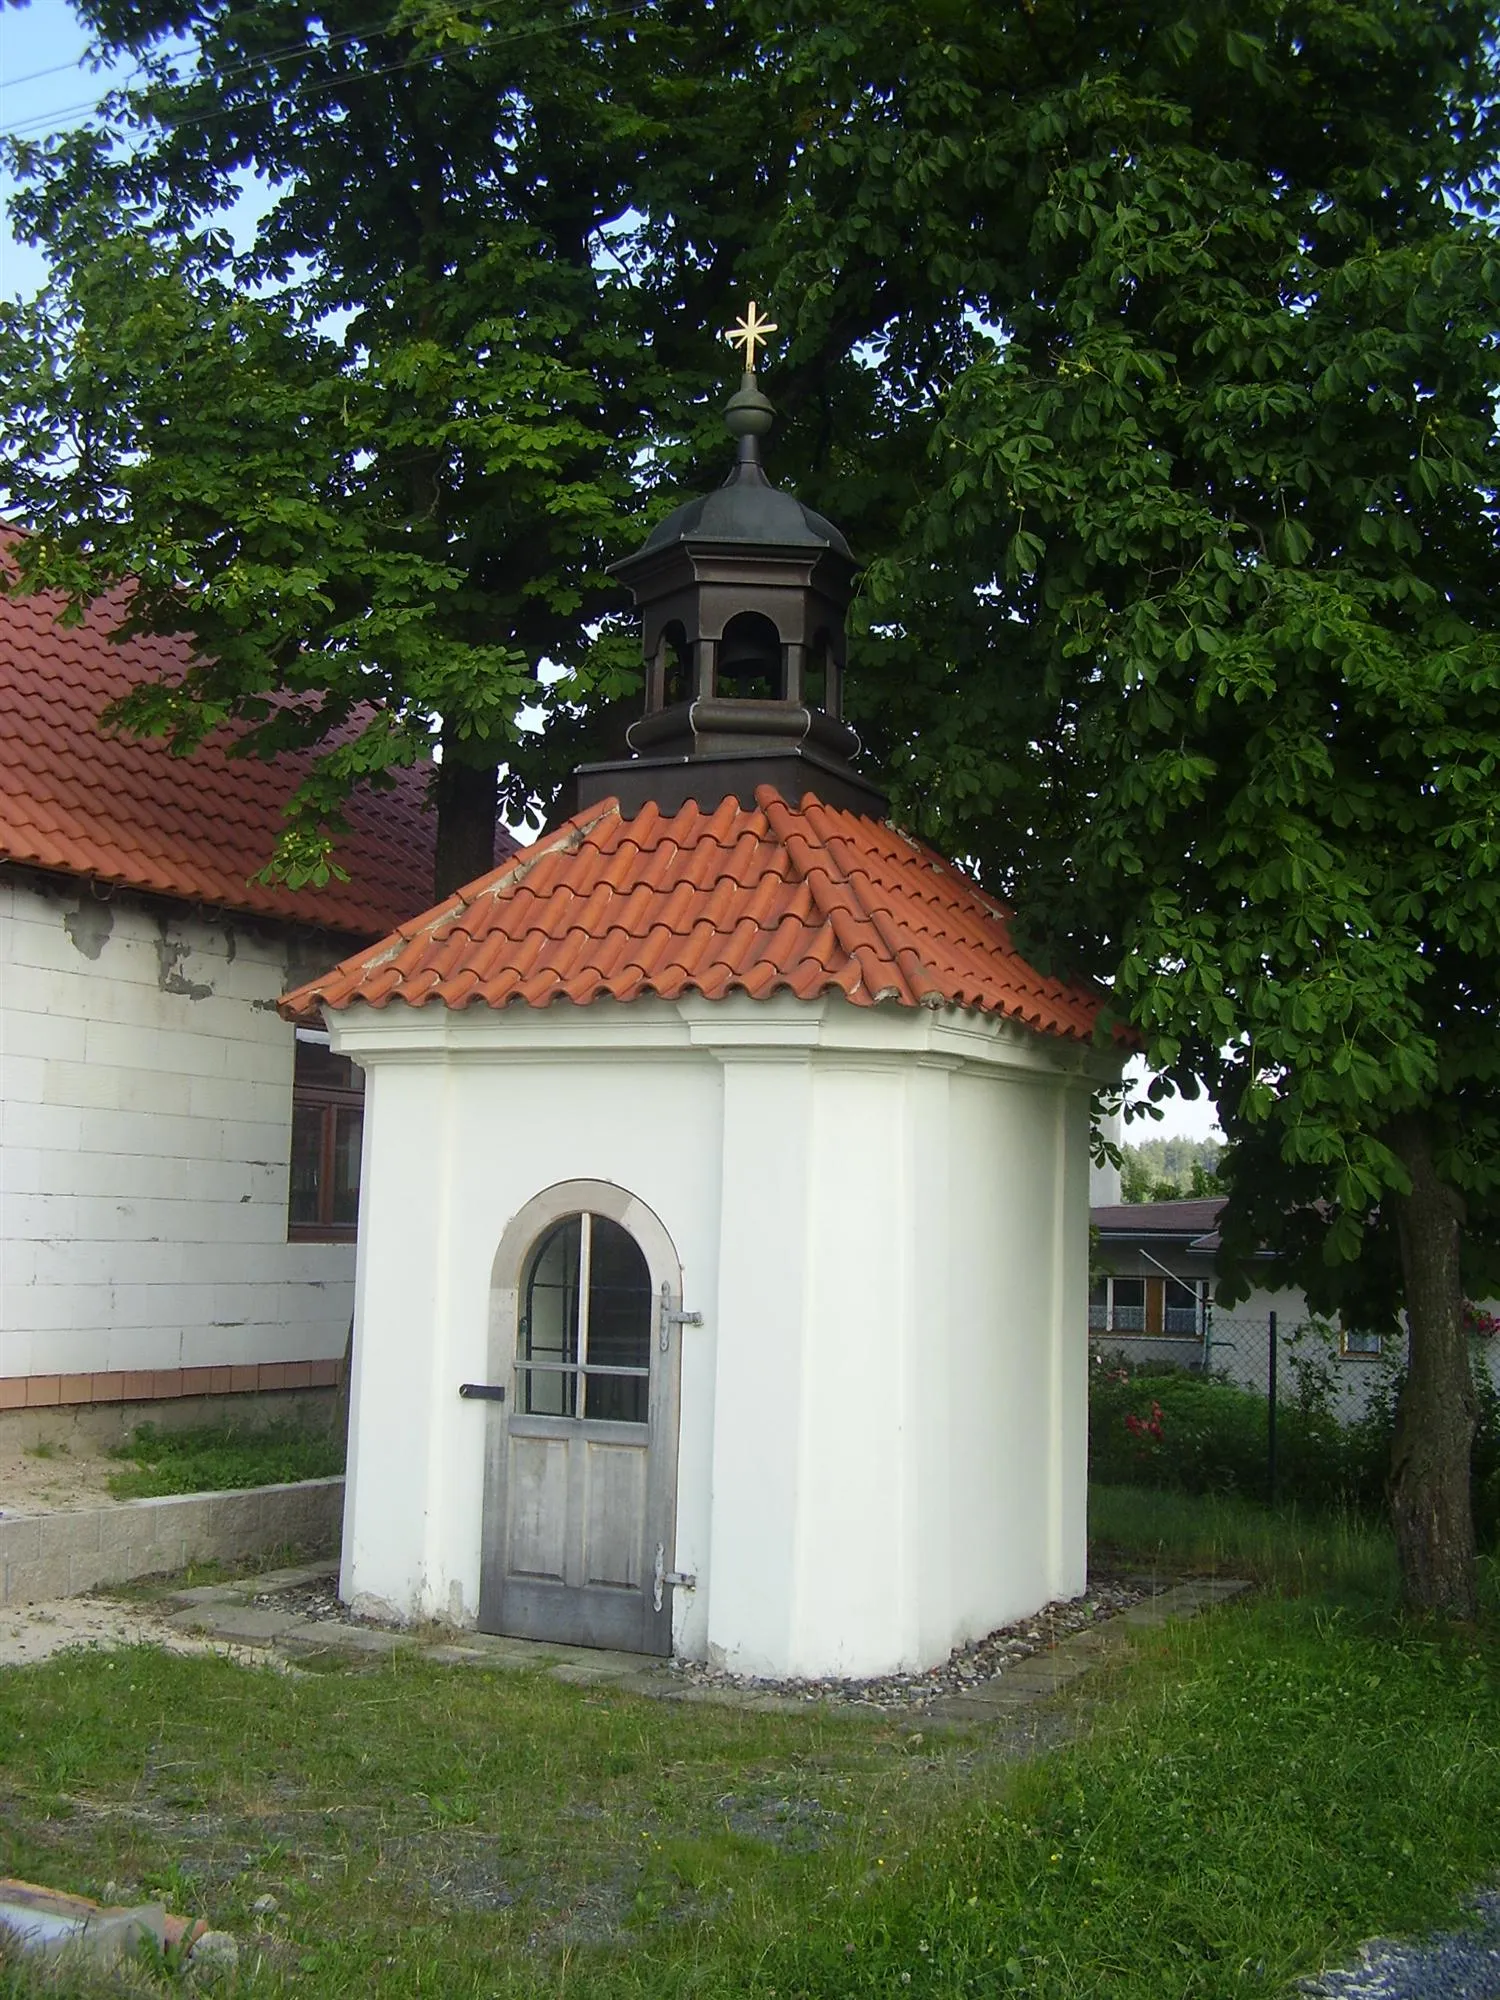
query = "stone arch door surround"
(478, 1180, 685, 1655)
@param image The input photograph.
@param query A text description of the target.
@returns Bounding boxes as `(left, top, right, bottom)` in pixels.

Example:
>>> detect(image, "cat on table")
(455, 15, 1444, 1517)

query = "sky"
(0, 0, 106, 303)
(0, 6, 1227, 1146)
(1121, 1059, 1222, 1145)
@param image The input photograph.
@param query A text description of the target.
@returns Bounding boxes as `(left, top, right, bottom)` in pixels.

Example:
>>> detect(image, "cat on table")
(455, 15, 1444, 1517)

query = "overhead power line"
(0, 2, 652, 147)
(1, 52, 105, 92)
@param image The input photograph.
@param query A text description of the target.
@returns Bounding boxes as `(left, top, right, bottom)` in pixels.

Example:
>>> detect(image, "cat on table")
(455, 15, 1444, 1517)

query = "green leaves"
(0, 0, 721, 894)
(7, 0, 1500, 1356)
(773, 0, 1500, 1315)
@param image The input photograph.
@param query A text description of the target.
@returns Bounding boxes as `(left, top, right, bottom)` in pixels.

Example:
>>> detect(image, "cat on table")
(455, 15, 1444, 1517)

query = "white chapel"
(283, 319, 1121, 1679)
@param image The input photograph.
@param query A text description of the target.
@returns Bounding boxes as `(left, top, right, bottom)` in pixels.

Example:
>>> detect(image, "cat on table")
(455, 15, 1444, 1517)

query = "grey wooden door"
(478, 1200, 682, 1655)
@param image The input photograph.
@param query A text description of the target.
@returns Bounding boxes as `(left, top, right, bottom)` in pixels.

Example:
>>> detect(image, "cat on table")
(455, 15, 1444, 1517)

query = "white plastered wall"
(330, 992, 1114, 1676)
(1, 872, 355, 1382)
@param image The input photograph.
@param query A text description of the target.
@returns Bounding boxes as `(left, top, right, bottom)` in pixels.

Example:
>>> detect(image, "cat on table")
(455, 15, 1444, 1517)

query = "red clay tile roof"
(0, 529, 513, 936)
(282, 788, 1108, 1040)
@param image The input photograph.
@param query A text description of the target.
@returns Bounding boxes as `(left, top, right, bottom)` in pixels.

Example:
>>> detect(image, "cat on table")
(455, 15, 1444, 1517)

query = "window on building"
(1340, 1327, 1383, 1358)
(1164, 1277, 1203, 1336)
(1111, 1276, 1147, 1333)
(288, 1031, 363, 1241)
(1090, 1274, 1206, 1338)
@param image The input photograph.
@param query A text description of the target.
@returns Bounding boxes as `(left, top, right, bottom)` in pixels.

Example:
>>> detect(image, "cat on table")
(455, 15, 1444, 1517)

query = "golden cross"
(726, 300, 778, 371)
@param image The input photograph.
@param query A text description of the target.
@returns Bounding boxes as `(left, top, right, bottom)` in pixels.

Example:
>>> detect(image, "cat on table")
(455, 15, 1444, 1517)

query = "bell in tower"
(573, 305, 887, 820)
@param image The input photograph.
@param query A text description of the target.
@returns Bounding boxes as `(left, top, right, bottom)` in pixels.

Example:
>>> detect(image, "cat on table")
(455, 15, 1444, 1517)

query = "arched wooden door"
(478, 1183, 685, 1655)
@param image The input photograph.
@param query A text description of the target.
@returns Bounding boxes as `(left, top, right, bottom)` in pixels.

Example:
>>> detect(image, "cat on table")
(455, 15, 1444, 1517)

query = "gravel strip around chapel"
(250, 1571, 1156, 1711)
(660, 1576, 1154, 1709)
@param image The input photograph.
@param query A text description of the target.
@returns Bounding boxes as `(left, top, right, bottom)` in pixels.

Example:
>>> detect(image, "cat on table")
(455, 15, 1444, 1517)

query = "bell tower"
(574, 304, 887, 819)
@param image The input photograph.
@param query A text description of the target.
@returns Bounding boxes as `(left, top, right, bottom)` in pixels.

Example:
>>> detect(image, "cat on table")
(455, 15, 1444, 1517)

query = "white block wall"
(1, 874, 355, 1382)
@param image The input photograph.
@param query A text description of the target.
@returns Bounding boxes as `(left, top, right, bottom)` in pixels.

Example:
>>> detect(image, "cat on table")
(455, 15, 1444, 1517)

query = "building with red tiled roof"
(305, 346, 1124, 1680)
(0, 534, 515, 1431)
(0, 523, 451, 936)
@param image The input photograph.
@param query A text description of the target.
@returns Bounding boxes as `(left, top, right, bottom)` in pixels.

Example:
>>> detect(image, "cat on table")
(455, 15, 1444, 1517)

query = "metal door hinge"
(658, 1281, 703, 1352)
(458, 1382, 506, 1402)
(652, 1541, 697, 1613)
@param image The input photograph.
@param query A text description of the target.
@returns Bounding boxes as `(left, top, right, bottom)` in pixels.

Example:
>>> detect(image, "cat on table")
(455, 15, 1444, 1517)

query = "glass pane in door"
(582, 1216, 651, 1424)
(585, 1217, 651, 1369)
(519, 1217, 581, 1416)
(584, 1373, 648, 1423)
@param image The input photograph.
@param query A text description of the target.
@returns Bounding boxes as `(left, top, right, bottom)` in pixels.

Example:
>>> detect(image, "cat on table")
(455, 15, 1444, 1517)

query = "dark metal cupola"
(573, 304, 886, 820)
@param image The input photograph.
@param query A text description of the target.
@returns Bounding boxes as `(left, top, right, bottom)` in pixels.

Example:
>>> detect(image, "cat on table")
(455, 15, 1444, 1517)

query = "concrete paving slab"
(537, 1643, 660, 1674)
(279, 1625, 415, 1658)
(453, 1643, 566, 1670)
(166, 1605, 310, 1645)
(243, 1563, 338, 1596)
(160, 1584, 248, 1611)
(926, 1692, 1029, 1722)
(605, 1670, 675, 1699)
(1181, 1578, 1253, 1603)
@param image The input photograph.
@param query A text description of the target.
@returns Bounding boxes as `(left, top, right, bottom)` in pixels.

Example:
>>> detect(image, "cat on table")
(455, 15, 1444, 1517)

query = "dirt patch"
(0, 1595, 282, 1671)
(0, 1436, 119, 1516)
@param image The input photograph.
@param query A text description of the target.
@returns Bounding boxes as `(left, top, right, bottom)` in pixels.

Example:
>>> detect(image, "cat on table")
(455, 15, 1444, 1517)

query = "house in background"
(0, 538, 514, 1431)
(1089, 1195, 1500, 1418)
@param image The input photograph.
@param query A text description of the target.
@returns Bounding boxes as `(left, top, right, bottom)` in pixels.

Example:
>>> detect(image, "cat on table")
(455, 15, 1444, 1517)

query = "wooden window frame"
(287, 1031, 364, 1243)
(1339, 1327, 1384, 1360)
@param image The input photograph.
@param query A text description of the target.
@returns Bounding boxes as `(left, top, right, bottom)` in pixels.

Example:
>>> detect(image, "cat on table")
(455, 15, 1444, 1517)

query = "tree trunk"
(432, 747, 499, 902)
(1384, 1114, 1479, 1619)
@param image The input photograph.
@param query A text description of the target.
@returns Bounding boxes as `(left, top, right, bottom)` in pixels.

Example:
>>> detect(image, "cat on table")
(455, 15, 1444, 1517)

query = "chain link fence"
(1090, 1295, 1500, 1516)
(1088, 1308, 1407, 1506)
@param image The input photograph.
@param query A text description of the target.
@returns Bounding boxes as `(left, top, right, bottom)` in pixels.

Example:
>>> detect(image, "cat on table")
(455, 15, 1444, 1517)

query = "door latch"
(652, 1541, 697, 1613)
(658, 1280, 703, 1352)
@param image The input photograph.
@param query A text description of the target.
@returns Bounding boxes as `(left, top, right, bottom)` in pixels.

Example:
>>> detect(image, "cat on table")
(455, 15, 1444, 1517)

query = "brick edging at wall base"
(0, 1476, 344, 1608)
(0, 1361, 344, 1412)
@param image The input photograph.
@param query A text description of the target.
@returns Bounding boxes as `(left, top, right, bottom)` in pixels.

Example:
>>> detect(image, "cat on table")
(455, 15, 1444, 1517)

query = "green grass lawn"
(1089, 1480, 1413, 1606)
(105, 1421, 345, 1501)
(2, 1492, 1498, 1997)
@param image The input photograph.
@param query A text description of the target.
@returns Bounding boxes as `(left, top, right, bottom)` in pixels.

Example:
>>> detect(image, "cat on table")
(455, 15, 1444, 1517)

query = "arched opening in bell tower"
(714, 611, 784, 702)
(660, 622, 691, 709)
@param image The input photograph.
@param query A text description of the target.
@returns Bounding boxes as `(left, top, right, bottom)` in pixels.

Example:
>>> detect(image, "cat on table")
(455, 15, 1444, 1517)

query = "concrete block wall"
(0, 1475, 345, 1606)
(1, 873, 356, 1392)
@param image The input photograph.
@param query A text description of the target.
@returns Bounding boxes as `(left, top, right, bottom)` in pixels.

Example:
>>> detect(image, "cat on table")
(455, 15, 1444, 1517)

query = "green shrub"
(1089, 1340, 1500, 1541)
(1090, 1363, 1278, 1498)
